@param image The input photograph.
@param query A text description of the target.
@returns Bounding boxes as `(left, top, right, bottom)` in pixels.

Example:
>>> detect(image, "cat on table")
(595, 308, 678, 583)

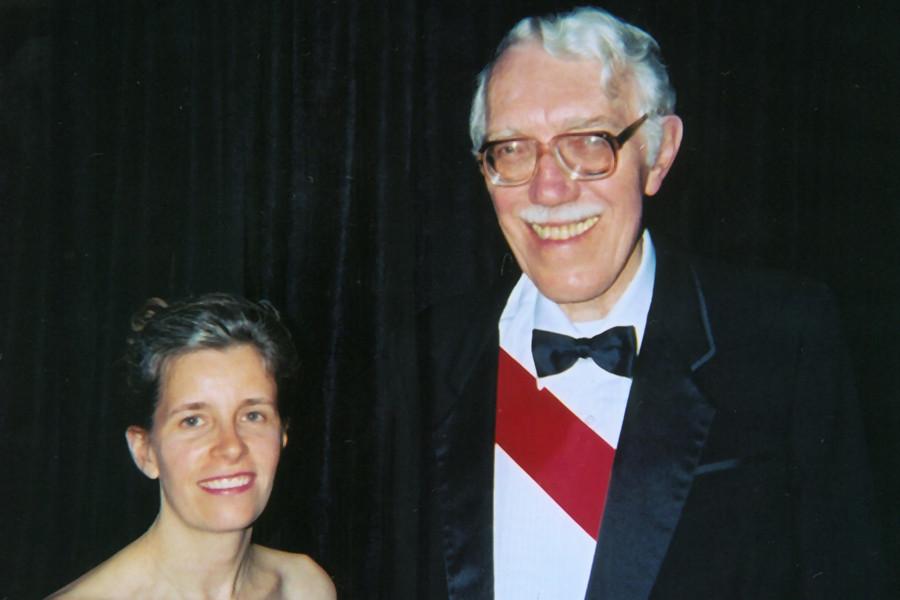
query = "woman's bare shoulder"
(252, 545, 336, 600)
(44, 543, 148, 599)
(45, 572, 112, 600)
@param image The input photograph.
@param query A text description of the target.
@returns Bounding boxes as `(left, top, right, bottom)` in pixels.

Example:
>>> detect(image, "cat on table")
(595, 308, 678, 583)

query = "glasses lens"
(557, 133, 615, 177)
(485, 139, 537, 184)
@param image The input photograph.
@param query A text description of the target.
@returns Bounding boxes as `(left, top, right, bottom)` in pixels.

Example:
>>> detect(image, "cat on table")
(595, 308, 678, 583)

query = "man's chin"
(533, 281, 611, 306)
(525, 270, 622, 320)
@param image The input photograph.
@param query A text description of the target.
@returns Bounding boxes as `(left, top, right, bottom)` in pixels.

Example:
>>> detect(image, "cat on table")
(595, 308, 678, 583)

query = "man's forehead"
(484, 45, 634, 137)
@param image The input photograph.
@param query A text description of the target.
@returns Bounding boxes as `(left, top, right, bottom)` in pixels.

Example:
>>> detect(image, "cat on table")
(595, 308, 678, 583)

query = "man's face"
(483, 43, 680, 321)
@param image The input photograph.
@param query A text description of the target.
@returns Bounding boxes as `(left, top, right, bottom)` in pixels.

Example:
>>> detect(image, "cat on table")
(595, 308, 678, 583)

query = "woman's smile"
(198, 472, 256, 494)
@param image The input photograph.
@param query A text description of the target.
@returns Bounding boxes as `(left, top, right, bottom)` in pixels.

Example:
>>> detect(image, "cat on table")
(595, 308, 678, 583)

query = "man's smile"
(529, 215, 599, 241)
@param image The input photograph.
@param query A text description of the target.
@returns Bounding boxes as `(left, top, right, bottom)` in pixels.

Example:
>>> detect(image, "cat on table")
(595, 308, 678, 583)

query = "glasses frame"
(478, 113, 649, 187)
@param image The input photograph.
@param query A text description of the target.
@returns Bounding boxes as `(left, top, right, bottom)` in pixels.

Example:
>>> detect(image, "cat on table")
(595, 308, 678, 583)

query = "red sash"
(495, 349, 615, 539)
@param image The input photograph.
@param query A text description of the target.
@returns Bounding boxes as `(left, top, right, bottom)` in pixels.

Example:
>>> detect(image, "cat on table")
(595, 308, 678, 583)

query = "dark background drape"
(1, 1, 897, 597)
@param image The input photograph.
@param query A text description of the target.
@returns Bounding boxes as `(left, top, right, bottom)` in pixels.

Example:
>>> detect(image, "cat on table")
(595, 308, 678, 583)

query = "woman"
(47, 294, 335, 599)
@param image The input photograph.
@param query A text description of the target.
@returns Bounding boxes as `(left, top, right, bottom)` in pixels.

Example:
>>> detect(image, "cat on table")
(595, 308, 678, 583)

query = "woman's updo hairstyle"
(125, 293, 298, 429)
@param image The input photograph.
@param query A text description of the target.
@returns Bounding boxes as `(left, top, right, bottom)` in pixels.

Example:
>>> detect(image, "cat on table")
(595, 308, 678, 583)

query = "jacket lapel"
(428, 268, 519, 600)
(586, 244, 718, 600)
(431, 353, 497, 600)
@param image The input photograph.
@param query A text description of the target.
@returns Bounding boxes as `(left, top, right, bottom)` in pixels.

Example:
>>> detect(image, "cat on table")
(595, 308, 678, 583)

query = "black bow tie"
(531, 326, 637, 378)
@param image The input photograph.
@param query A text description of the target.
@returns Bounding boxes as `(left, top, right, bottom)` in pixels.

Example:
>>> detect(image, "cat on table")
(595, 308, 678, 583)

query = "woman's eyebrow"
(241, 397, 277, 407)
(167, 401, 208, 416)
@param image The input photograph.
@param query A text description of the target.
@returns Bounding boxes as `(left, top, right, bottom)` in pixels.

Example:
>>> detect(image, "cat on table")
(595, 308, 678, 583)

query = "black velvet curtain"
(1, 1, 897, 597)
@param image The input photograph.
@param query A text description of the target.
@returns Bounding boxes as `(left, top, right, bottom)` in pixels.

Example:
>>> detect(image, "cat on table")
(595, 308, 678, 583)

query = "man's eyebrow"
(560, 115, 620, 130)
(484, 127, 526, 141)
(485, 115, 621, 142)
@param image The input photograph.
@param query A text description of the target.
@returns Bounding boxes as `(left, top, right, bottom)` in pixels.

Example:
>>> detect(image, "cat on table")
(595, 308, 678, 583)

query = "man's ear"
(643, 115, 683, 197)
(125, 426, 159, 479)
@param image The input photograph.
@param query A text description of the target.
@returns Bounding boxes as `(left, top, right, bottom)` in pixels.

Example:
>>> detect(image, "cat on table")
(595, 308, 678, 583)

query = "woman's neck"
(137, 511, 257, 599)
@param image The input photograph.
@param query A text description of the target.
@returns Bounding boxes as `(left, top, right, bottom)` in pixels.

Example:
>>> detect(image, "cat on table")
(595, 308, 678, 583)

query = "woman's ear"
(125, 426, 160, 479)
(281, 417, 290, 449)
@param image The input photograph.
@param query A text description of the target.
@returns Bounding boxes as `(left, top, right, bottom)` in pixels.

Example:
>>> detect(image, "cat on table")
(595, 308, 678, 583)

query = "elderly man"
(394, 6, 880, 600)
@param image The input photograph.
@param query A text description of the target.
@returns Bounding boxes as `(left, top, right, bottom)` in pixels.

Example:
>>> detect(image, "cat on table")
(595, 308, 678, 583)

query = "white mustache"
(518, 203, 605, 224)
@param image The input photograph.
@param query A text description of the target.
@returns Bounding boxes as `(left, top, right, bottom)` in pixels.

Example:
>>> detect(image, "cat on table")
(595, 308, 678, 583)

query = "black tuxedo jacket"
(384, 240, 882, 600)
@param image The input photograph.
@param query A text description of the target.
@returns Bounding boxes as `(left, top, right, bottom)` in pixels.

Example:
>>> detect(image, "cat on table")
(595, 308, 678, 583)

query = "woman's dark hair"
(125, 293, 298, 429)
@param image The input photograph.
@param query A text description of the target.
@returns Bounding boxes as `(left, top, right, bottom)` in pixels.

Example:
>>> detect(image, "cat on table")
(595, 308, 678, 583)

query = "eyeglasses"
(478, 114, 649, 187)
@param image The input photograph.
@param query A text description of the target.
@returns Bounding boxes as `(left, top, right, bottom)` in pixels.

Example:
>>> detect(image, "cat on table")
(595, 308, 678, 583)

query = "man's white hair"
(469, 7, 676, 166)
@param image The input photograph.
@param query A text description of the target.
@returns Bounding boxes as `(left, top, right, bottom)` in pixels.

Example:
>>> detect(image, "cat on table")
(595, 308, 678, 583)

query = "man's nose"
(212, 423, 248, 462)
(529, 151, 578, 206)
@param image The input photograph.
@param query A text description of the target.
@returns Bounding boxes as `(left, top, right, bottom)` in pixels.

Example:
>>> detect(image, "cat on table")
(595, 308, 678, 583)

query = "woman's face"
(128, 344, 286, 534)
